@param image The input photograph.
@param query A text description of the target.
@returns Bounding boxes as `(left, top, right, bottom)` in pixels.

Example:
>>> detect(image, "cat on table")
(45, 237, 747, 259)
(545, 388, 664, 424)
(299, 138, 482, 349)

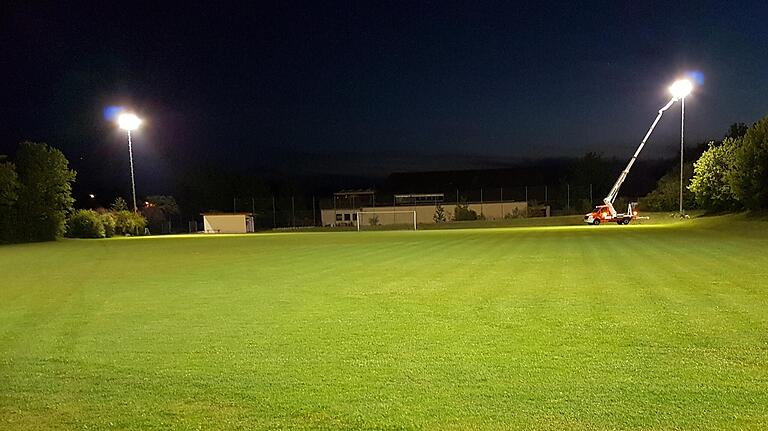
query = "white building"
(202, 213, 255, 234)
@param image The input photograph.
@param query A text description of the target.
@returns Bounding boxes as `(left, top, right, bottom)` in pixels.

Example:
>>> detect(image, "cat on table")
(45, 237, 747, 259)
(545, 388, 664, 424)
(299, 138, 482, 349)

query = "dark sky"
(2, 1, 767, 194)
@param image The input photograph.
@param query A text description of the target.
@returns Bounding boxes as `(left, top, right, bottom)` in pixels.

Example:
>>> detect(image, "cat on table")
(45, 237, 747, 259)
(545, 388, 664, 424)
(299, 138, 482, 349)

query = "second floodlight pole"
(679, 97, 685, 215)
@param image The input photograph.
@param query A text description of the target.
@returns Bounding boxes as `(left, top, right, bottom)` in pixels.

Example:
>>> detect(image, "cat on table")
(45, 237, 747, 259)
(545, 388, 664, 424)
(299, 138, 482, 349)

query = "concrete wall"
(321, 201, 529, 226)
(203, 214, 250, 233)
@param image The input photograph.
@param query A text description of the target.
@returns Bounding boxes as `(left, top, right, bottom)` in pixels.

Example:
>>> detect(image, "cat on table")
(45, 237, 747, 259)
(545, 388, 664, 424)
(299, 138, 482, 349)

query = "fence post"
(272, 196, 276, 228)
(590, 183, 593, 206)
(480, 188, 484, 216)
(525, 185, 528, 202)
(233, 197, 236, 214)
(567, 184, 570, 210)
(500, 187, 504, 218)
(291, 196, 295, 228)
(312, 196, 316, 226)
(545, 186, 548, 202)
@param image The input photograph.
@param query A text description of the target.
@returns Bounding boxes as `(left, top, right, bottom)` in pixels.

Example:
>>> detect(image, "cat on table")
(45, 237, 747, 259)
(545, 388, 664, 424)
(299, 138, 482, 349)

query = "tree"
(726, 122, 749, 140)
(730, 117, 768, 210)
(570, 152, 614, 199)
(640, 162, 696, 211)
(689, 139, 740, 211)
(0, 162, 19, 242)
(14, 142, 76, 241)
(110, 197, 128, 212)
(433, 203, 446, 223)
(141, 195, 180, 233)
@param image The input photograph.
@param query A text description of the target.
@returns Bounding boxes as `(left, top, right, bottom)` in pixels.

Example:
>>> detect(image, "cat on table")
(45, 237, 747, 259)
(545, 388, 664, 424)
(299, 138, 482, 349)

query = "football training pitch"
(1, 215, 767, 430)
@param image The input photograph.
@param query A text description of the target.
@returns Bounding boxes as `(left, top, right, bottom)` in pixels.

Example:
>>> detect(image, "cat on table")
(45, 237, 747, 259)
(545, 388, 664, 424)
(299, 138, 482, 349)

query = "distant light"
(118, 113, 142, 131)
(89, 194, 95, 199)
(669, 79, 693, 99)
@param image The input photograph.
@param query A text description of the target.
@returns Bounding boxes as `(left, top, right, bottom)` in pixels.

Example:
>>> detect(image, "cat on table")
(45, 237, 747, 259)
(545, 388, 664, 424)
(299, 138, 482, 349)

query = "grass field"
(2, 214, 768, 430)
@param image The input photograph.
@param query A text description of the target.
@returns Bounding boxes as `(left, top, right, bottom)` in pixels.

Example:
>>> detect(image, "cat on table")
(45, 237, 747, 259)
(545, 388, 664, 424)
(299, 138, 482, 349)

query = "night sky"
(2, 1, 767, 196)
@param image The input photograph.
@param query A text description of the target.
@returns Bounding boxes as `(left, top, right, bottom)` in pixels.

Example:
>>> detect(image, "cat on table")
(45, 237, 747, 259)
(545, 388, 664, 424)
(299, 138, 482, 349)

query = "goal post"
(356, 210, 417, 231)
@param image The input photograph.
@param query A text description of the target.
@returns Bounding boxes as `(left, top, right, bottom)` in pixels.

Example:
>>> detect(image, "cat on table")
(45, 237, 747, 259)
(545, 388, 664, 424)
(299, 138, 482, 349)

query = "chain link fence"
(188, 184, 621, 231)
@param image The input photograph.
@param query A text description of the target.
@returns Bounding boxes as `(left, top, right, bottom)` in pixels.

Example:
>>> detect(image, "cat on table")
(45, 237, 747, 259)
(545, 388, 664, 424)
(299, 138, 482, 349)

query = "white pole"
(680, 97, 685, 215)
(413, 211, 416, 231)
(357, 212, 360, 231)
(127, 129, 137, 213)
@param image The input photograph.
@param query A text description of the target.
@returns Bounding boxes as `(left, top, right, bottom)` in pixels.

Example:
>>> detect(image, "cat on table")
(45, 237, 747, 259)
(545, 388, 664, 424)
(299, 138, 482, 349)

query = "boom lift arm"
(602, 97, 679, 216)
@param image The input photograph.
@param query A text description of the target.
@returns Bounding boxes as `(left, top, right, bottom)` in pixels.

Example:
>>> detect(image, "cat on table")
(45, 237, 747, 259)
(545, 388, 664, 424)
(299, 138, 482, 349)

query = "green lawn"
(1, 214, 767, 430)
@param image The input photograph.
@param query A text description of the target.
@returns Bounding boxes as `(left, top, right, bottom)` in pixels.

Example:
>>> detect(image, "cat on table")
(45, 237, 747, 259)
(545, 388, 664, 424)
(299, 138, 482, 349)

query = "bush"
(454, 202, 477, 221)
(100, 212, 116, 237)
(504, 207, 524, 219)
(113, 210, 148, 236)
(67, 209, 105, 238)
(433, 204, 446, 223)
(641, 162, 696, 211)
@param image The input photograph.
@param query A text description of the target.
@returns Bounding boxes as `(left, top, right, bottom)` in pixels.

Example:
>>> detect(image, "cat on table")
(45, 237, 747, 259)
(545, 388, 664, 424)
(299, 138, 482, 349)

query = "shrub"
(454, 202, 477, 221)
(100, 212, 116, 237)
(504, 207, 524, 219)
(113, 210, 148, 236)
(67, 209, 105, 238)
(433, 204, 446, 223)
(641, 162, 696, 211)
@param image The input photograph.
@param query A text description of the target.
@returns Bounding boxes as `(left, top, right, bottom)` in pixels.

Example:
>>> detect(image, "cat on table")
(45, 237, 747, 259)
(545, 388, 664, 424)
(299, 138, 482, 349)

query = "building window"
(336, 213, 343, 221)
(344, 213, 351, 221)
(352, 213, 357, 221)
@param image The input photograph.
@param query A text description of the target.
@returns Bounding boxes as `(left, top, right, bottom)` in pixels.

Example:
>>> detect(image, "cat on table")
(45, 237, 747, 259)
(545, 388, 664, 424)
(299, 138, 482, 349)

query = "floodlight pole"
(127, 129, 138, 213)
(679, 97, 685, 215)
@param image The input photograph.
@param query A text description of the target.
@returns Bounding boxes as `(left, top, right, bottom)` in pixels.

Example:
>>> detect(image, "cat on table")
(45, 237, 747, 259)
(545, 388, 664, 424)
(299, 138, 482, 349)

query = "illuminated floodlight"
(117, 113, 142, 131)
(669, 79, 693, 99)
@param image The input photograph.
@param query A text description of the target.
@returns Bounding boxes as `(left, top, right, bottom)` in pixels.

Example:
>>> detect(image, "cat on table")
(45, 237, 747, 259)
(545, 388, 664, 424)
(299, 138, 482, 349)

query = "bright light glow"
(669, 79, 693, 99)
(117, 113, 142, 131)
(89, 194, 95, 198)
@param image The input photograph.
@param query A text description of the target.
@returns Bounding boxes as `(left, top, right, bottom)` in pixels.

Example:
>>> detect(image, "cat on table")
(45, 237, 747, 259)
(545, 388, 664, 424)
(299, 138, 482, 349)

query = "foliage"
(110, 197, 129, 212)
(113, 210, 148, 236)
(453, 201, 477, 221)
(100, 212, 116, 237)
(0, 162, 20, 242)
(640, 162, 696, 211)
(726, 122, 748, 139)
(504, 207, 524, 219)
(141, 195, 179, 233)
(730, 116, 768, 210)
(368, 215, 380, 226)
(13, 142, 76, 241)
(66, 209, 106, 238)
(570, 152, 614, 200)
(689, 139, 741, 211)
(433, 204, 446, 223)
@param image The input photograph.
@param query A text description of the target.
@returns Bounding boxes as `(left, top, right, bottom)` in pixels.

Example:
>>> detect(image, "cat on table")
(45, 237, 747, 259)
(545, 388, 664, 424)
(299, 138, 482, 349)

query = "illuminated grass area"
(1, 215, 767, 429)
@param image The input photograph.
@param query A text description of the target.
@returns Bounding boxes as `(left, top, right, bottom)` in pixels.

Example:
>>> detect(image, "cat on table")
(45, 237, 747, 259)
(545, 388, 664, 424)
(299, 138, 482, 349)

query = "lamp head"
(669, 79, 693, 99)
(117, 113, 142, 131)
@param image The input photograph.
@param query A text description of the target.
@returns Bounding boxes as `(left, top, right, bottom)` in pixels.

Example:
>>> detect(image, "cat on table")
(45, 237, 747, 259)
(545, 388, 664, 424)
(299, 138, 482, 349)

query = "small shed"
(202, 213, 255, 234)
